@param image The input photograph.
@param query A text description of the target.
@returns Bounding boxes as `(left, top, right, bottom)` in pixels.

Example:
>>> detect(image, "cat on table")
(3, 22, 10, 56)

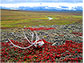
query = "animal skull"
(35, 40, 44, 47)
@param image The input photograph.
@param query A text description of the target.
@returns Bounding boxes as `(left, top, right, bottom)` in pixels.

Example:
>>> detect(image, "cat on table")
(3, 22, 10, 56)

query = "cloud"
(0, 3, 83, 8)
(0, 0, 83, 4)
(0, 3, 83, 11)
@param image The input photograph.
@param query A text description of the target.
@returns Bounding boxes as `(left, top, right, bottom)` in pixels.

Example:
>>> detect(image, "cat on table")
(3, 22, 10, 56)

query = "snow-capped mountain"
(0, 3, 83, 11)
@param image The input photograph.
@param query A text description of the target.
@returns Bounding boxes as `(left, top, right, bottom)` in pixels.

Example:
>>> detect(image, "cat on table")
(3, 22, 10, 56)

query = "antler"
(34, 31, 40, 41)
(8, 27, 55, 49)
(29, 31, 34, 43)
(8, 33, 40, 49)
(33, 31, 40, 47)
(8, 39, 34, 49)
(23, 29, 40, 47)
(8, 29, 41, 49)
(23, 30, 31, 44)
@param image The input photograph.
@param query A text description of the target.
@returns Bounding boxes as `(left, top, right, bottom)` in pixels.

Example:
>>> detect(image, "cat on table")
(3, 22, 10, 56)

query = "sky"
(0, 0, 83, 11)
(0, 0, 83, 4)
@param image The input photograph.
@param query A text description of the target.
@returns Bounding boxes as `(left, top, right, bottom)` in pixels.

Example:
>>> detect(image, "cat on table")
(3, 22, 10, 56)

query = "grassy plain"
(1, 9, 82, 28)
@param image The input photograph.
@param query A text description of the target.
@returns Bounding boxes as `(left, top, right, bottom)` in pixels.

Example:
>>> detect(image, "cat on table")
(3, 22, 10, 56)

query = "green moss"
(1, 10, 82, 28)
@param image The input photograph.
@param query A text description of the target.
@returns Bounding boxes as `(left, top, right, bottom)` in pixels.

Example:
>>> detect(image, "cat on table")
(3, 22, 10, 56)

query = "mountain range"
(0, 3, 82, 11)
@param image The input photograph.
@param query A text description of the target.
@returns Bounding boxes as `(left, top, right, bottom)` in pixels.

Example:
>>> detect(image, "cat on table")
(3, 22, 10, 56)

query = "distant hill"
(0, 5, 82, 12)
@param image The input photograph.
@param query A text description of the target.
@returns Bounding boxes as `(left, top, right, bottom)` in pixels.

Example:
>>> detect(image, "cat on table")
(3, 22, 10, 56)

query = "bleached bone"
(34, 31, 44, 47)
(34, 31, 40, 41)
(29, 31, 34, 43)
(8, 35, 39, 49)
(23, 30, 38, 48)
(8, 39, 34, 49)
(52, 42, 57, 46)
(23, 30, 39, 47)
(8, 29, 44, 49)
(23, 31, 31, 44)
(22, 29, 36, 44)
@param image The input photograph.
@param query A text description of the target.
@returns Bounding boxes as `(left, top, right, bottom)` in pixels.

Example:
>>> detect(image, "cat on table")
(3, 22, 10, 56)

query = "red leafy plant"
(24, 27, 56, 31)
(1, 39, 82, 62)
(72, 32, 82, 36)
(1, 27, 82, 62)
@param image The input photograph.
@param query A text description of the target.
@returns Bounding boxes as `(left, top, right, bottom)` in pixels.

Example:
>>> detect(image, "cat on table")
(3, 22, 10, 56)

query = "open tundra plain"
(1, 9, 83, 62)
(1, 9, 82, 28)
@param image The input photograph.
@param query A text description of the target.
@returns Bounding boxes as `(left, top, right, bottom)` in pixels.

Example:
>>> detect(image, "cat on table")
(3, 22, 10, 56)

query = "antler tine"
(52, 42, 57, 46)
(23, 29, 37, 47)
(30, 31, 34, 43)
(8, 39, 33, 49)
(34, 31, 45, 47)
(34, 31, 40, 41)
(33, 31, 40, 47)
(28, 31, 40, 47)
(22, 29, 31, 44)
